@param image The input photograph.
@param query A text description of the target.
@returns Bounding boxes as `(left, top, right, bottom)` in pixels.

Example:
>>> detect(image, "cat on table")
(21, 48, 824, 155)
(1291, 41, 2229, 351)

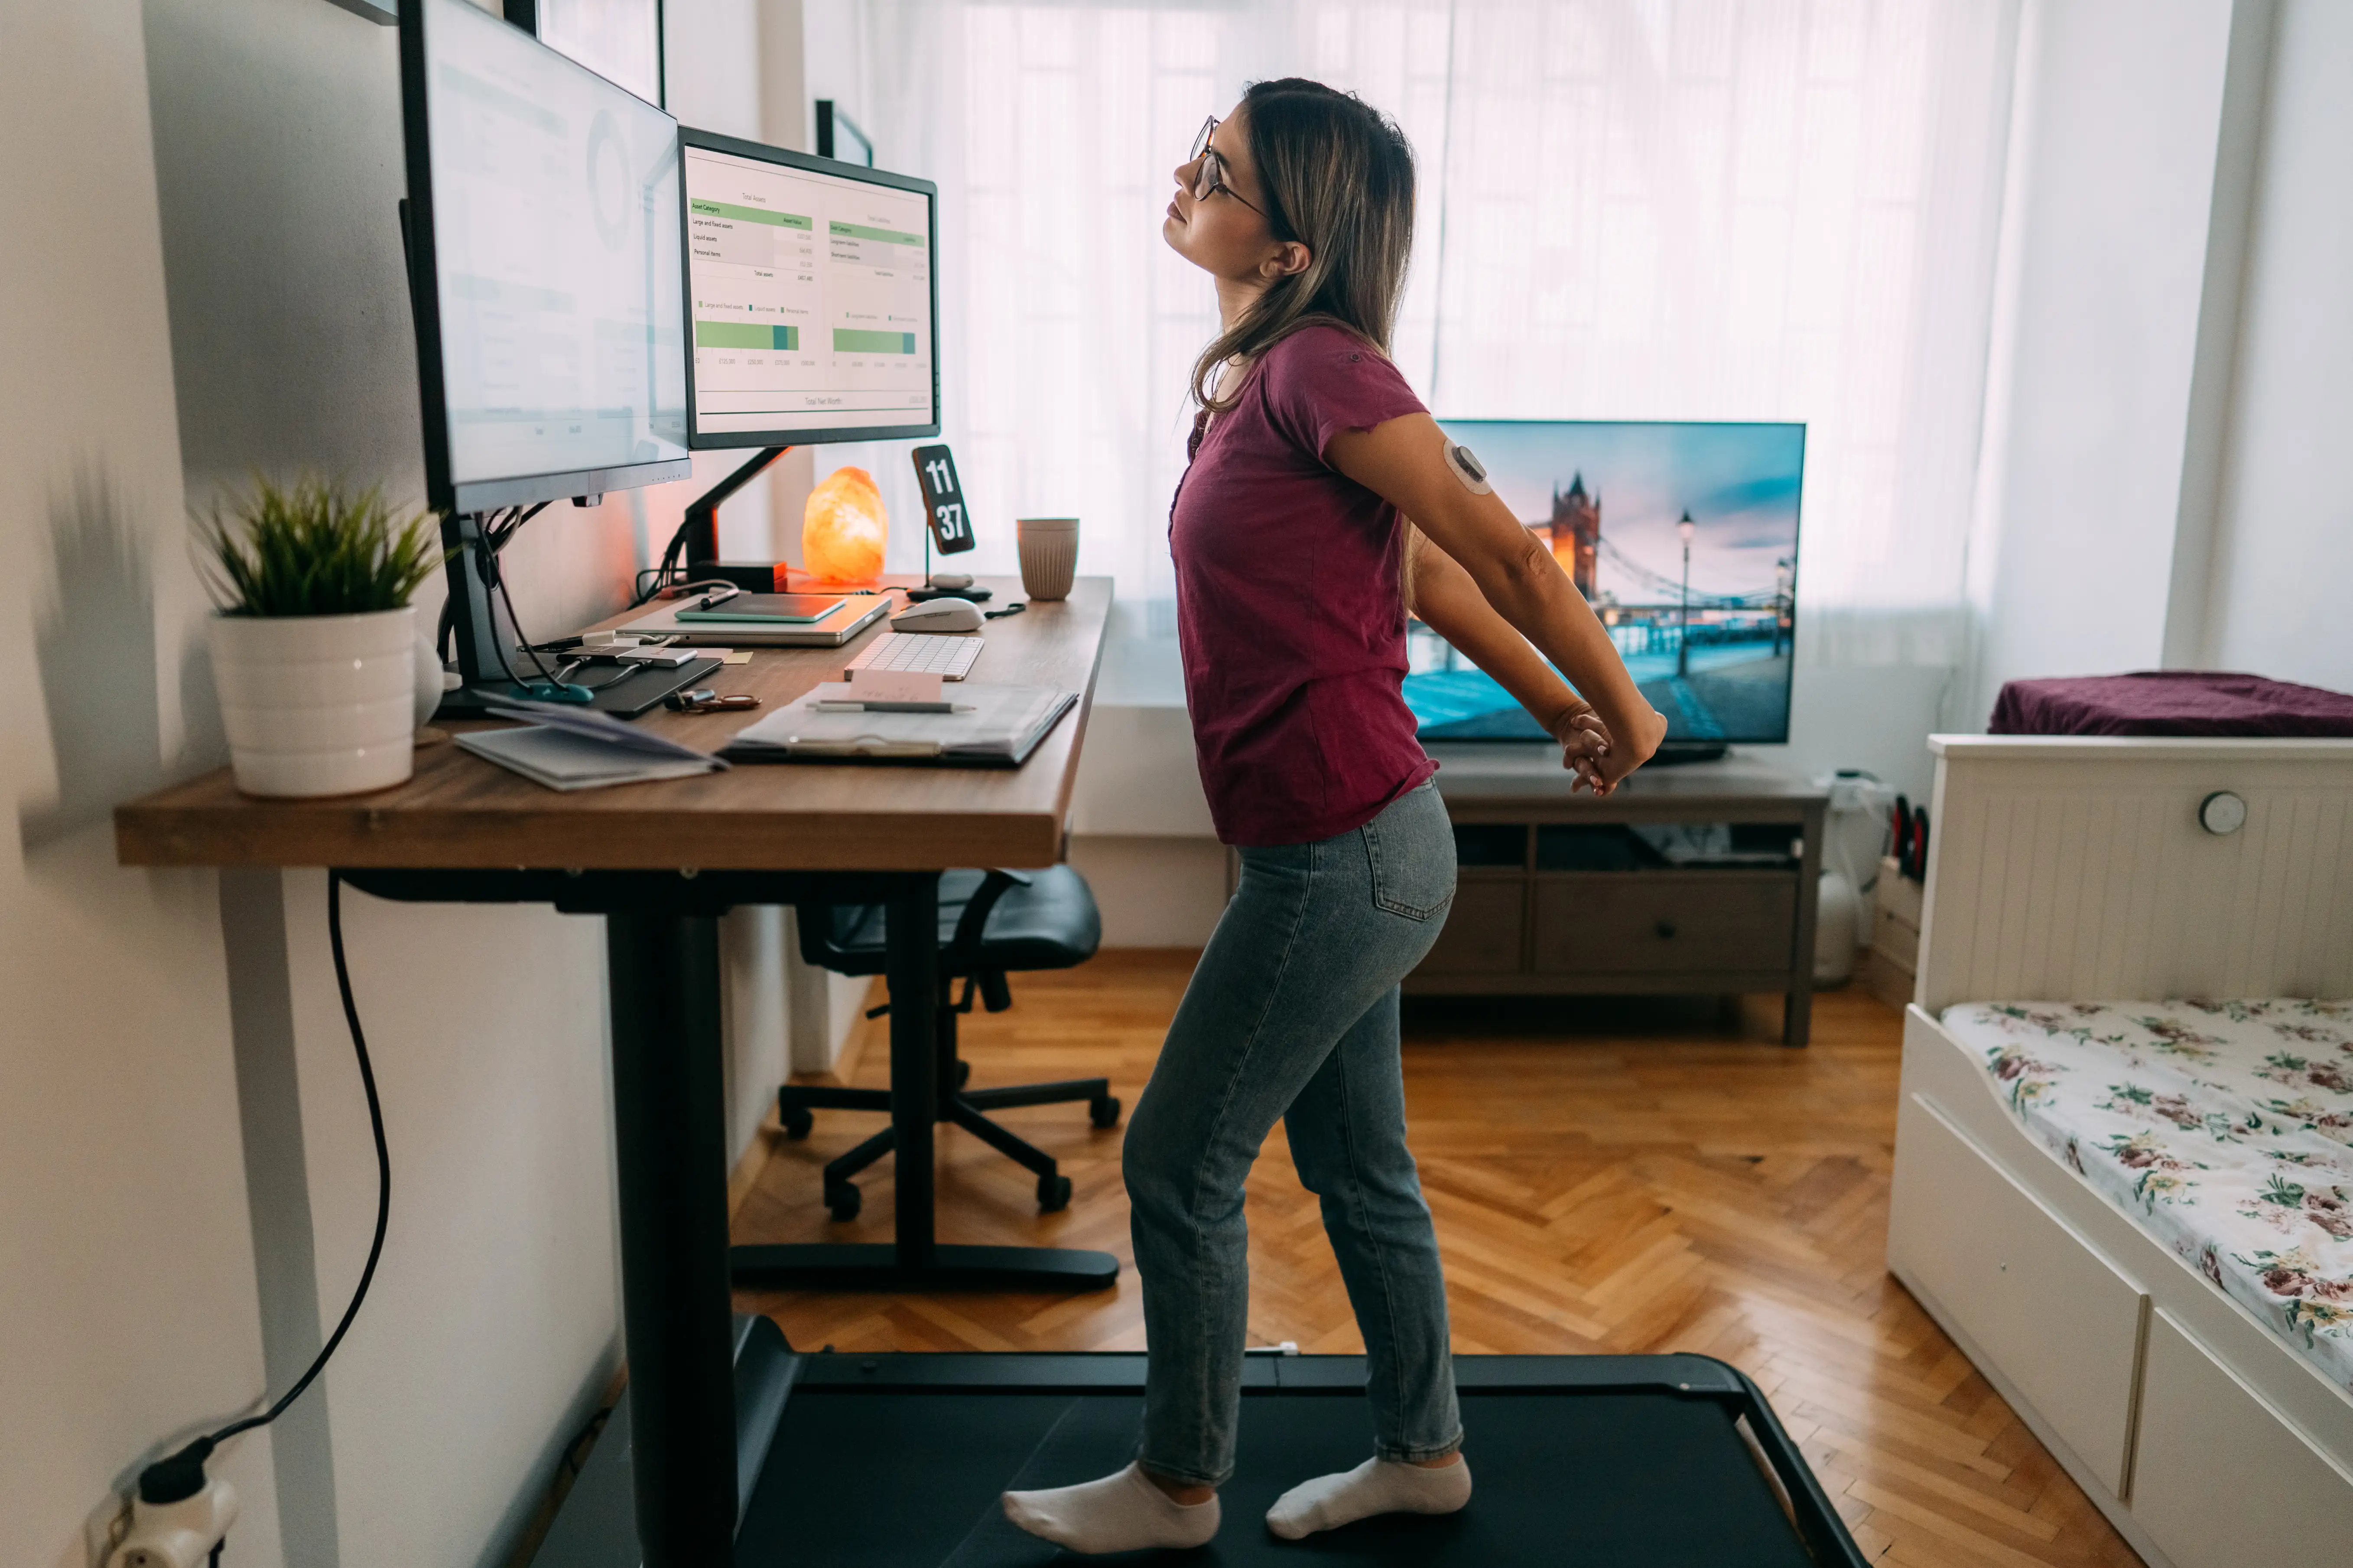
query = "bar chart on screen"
(685, 141, 933, 430)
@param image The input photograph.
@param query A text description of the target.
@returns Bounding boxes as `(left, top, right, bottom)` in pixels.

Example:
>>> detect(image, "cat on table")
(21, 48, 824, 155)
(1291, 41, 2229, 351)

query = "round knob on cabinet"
(2199, 790, 2247, 836)
(1656, 917, 1679, 940)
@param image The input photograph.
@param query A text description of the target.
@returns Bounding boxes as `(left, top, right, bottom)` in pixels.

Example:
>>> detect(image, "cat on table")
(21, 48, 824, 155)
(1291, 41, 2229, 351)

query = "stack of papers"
(722, 682, 1076, 768)
(454, 700, 728, 791)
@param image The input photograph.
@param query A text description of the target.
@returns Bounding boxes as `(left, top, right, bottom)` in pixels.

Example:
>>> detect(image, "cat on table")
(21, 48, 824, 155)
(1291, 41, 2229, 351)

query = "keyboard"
(844, 630, 984, 681)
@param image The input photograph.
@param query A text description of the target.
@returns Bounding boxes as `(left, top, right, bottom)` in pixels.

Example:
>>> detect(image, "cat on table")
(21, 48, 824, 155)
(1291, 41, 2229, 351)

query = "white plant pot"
(210, 606, 419, 798)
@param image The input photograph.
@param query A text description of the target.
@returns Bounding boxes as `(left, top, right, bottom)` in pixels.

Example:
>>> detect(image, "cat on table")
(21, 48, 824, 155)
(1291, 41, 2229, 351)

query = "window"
(834, 0, 2019, 685)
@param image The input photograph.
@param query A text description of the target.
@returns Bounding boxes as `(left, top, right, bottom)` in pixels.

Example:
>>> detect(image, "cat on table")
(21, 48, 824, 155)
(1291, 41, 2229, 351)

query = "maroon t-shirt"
(1169, 324, 1437, 847)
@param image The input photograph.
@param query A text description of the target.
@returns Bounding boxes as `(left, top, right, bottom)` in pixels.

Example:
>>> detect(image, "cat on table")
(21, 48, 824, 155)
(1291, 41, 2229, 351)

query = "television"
(678, 127, 940, 448)
(1407, 420, 1804, 753)
(398, 0, 690, 515)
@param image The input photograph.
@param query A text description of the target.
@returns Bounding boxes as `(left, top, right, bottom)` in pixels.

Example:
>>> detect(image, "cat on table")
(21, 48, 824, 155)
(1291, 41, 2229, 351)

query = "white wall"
(1959, 0, 2242, 728)
(1, 3, 816, 1567)
(1960, 0, 2353, 718)
(0, 6, 289, 1568)
(0, 5, 293, 1566)
(130, 3, 644, 1559)
(2197, 0, 2353, 693)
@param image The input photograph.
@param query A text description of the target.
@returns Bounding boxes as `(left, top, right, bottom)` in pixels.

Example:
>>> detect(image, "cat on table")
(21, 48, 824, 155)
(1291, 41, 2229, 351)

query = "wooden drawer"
(1419, 879, 1523, 975)
(1531, 873, 1795, 975)
(2130, 1309, 2353, 1565)
(1888, 1092, 2147, 1496)
(1871, 904, 1920, 969)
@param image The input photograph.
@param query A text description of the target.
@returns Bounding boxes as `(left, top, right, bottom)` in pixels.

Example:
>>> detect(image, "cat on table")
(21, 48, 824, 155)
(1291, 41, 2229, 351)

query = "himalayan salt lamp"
(802, 466, 888, 584)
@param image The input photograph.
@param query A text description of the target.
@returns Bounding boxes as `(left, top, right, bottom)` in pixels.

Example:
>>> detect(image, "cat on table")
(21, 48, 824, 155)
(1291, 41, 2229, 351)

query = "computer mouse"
(891, 596, 985, 633)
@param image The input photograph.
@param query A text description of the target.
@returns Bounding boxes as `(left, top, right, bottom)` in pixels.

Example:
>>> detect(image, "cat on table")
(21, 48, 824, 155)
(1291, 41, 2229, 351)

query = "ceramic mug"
(1016, 517, 1079, 602)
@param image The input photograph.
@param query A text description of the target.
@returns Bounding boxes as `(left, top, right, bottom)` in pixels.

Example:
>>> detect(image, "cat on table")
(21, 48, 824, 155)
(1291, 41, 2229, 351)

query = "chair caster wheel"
(1037, 1173, 1072, 1213)
(954, 1059, 972, 1089)
(781, 1106, 814, 1140)
(826, 1183, 862, 1222)
(1089, 1096, 1121, 1130)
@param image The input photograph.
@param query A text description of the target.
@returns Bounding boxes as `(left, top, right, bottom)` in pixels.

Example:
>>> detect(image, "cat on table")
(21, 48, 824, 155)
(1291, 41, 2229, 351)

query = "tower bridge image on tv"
(1404, 466, 1797, 742)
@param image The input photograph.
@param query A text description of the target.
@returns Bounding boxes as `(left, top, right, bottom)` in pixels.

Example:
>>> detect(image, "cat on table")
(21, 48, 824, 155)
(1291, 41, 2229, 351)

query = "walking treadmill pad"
(743, 1385, 1821, 1566)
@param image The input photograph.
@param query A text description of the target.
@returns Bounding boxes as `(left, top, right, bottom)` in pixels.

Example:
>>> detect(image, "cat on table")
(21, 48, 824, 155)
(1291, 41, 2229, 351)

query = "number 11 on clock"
(910, 442, 976, 554)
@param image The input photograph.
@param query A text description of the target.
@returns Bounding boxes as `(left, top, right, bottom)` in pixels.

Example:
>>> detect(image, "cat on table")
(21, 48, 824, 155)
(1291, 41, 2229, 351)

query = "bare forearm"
(1466, 545, 1650, 736)
(1328, 411, 1664, 774)
(1409, 537, 1587, 736)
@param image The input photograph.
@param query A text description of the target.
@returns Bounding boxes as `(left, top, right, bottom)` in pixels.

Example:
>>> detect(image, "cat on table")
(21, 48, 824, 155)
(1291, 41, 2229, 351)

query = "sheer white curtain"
(834, 0, 2018, 681)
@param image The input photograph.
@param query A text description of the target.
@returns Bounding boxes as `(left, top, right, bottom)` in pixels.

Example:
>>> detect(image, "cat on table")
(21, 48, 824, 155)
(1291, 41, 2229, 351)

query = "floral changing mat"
(1942, 998, 2353, 1393)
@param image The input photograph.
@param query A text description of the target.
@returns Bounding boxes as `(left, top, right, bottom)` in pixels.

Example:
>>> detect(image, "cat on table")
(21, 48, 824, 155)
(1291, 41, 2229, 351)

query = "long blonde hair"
(1190, 79, 1417, 414)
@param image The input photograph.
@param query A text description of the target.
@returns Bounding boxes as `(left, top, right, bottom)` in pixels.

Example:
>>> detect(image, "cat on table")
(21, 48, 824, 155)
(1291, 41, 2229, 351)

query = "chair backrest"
(794, 867, 1100, 985)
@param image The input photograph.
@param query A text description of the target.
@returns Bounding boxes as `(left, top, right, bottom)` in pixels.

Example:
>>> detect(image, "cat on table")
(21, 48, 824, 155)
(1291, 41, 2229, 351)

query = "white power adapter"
(110, 1477, 237, 1568)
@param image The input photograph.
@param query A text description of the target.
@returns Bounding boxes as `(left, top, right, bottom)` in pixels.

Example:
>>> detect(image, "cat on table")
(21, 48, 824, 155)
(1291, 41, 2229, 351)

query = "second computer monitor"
(679, 128, 941, 447)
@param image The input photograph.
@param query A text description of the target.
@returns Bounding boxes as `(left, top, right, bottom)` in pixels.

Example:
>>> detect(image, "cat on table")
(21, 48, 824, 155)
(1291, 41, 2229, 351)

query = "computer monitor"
(399, 0, 690, 515)
(678, 128, 941, 448)
(1407, 420, 1805, 753)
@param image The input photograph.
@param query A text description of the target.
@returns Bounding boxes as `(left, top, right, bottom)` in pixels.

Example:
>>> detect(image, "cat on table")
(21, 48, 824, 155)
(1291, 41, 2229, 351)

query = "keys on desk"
(666, 689, 758, 714)
(844, 631, 984, 681)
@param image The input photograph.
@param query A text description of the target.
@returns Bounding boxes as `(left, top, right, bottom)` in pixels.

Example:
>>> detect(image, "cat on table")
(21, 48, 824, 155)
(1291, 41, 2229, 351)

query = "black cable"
(457, 506, 562, 690)
(551, 661, 642, 692)
(492, 569, 565, 686)
(209, 873, 390, 1446)
(633, 517, 699, 607)
(487, 501, 550, 555)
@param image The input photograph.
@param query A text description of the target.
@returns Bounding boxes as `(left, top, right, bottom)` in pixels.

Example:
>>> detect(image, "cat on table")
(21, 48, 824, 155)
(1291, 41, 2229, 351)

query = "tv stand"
(1412, 747, 1826, 1044)
(1646, 741, 1729, 766)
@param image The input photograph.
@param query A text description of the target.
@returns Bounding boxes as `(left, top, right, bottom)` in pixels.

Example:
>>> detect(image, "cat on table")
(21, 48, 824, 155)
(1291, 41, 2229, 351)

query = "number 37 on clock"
(910, 443, 976, 554)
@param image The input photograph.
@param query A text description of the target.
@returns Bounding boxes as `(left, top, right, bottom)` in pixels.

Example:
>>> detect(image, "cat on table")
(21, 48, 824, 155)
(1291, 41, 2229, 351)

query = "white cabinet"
(1888, 1092, 2149, 1495)
(2130, 1308, 2353, 1566)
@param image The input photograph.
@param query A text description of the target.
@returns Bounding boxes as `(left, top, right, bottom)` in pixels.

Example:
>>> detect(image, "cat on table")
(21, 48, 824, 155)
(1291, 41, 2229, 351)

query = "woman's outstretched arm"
(1332, 412, 1667, 785)
(1404, 529, 1611, 789)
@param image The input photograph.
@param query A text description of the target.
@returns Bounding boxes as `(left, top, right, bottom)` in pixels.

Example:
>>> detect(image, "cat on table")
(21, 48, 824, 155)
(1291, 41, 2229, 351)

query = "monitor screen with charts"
(679, 128, 941, 447)
(399, 0, 691, 512)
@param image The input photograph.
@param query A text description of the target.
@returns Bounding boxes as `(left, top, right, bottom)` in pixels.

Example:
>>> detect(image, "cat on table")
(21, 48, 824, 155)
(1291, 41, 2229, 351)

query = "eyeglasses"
(1187, 117, 1267, 218)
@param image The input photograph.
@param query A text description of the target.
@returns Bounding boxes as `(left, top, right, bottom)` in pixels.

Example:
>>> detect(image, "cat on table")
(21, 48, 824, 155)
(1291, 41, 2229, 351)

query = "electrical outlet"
(84, 1491, 133, 1568)
(107, 1477, 237, 1568)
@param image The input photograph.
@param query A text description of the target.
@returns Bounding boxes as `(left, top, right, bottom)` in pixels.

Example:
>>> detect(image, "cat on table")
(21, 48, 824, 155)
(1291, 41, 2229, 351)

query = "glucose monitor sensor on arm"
(1441, 433, 1494, 495)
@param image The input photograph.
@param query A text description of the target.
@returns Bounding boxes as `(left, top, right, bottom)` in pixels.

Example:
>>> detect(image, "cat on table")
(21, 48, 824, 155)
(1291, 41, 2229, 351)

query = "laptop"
(615, 593, 893, 647)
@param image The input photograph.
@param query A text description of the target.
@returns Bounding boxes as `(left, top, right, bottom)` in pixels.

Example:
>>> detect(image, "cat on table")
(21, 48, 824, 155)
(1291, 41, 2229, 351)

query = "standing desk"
(114, 576, 1115, 1568)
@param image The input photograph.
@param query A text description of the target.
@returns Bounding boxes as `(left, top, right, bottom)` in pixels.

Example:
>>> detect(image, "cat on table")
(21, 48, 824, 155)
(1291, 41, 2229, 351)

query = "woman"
(1004, 79, 1668, 1553)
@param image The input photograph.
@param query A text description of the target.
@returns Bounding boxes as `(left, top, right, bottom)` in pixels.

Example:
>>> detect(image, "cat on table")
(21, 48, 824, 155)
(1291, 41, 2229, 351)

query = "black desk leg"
(886, 878, 940, 1271)
(608, 909, 738, 1567)
(729, 876, 1120, 1292)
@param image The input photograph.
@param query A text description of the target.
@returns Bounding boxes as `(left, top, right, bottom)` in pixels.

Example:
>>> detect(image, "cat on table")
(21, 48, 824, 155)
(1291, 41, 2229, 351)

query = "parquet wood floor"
(733, 951, 2145, 1568)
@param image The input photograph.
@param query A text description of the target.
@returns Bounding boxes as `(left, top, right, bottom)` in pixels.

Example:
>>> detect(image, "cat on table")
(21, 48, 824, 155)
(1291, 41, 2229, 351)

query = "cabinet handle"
(1655, 917, 1678, 940)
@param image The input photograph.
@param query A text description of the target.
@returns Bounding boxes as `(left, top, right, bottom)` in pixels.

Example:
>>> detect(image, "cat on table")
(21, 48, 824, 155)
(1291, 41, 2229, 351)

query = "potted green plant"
(196, 475, 446, 798)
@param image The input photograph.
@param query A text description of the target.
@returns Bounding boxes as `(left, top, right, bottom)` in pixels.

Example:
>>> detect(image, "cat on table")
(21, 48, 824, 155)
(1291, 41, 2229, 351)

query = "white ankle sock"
(1265, 1455, 1472, 1539)
(1001, 1461, 1221, 1554)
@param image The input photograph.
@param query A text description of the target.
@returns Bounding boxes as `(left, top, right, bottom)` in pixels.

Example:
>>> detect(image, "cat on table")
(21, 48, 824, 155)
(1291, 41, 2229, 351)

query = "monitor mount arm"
(681, 446, 791, 569)
(440, 509, 512, 691)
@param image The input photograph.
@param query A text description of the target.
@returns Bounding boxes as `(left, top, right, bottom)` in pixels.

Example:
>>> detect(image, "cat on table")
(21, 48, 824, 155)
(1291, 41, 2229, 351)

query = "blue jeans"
(1124, 778, 1463, 1487)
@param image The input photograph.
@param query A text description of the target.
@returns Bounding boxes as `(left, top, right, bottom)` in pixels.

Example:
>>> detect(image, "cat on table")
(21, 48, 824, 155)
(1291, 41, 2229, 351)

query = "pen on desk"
(694, 586, 741, 610)
(813, 698, 971, 714)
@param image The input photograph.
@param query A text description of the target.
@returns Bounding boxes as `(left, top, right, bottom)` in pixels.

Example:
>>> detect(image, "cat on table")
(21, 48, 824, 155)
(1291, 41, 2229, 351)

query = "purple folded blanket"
(1989, 670, 2353, 737)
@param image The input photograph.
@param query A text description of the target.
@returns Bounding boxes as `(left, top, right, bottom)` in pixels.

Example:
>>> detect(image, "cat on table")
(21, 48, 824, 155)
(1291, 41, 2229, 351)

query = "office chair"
(783, 866, 1118, 1220)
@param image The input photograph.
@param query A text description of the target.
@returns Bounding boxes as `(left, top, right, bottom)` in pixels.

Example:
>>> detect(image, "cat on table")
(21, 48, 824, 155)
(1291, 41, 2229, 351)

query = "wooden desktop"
(118, 576, 1107, 873)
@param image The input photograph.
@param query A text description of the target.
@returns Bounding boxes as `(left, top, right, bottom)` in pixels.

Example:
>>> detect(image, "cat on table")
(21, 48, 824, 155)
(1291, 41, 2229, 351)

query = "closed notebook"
(721, 682, 1076, 767)
(454, 700, 728, 791)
